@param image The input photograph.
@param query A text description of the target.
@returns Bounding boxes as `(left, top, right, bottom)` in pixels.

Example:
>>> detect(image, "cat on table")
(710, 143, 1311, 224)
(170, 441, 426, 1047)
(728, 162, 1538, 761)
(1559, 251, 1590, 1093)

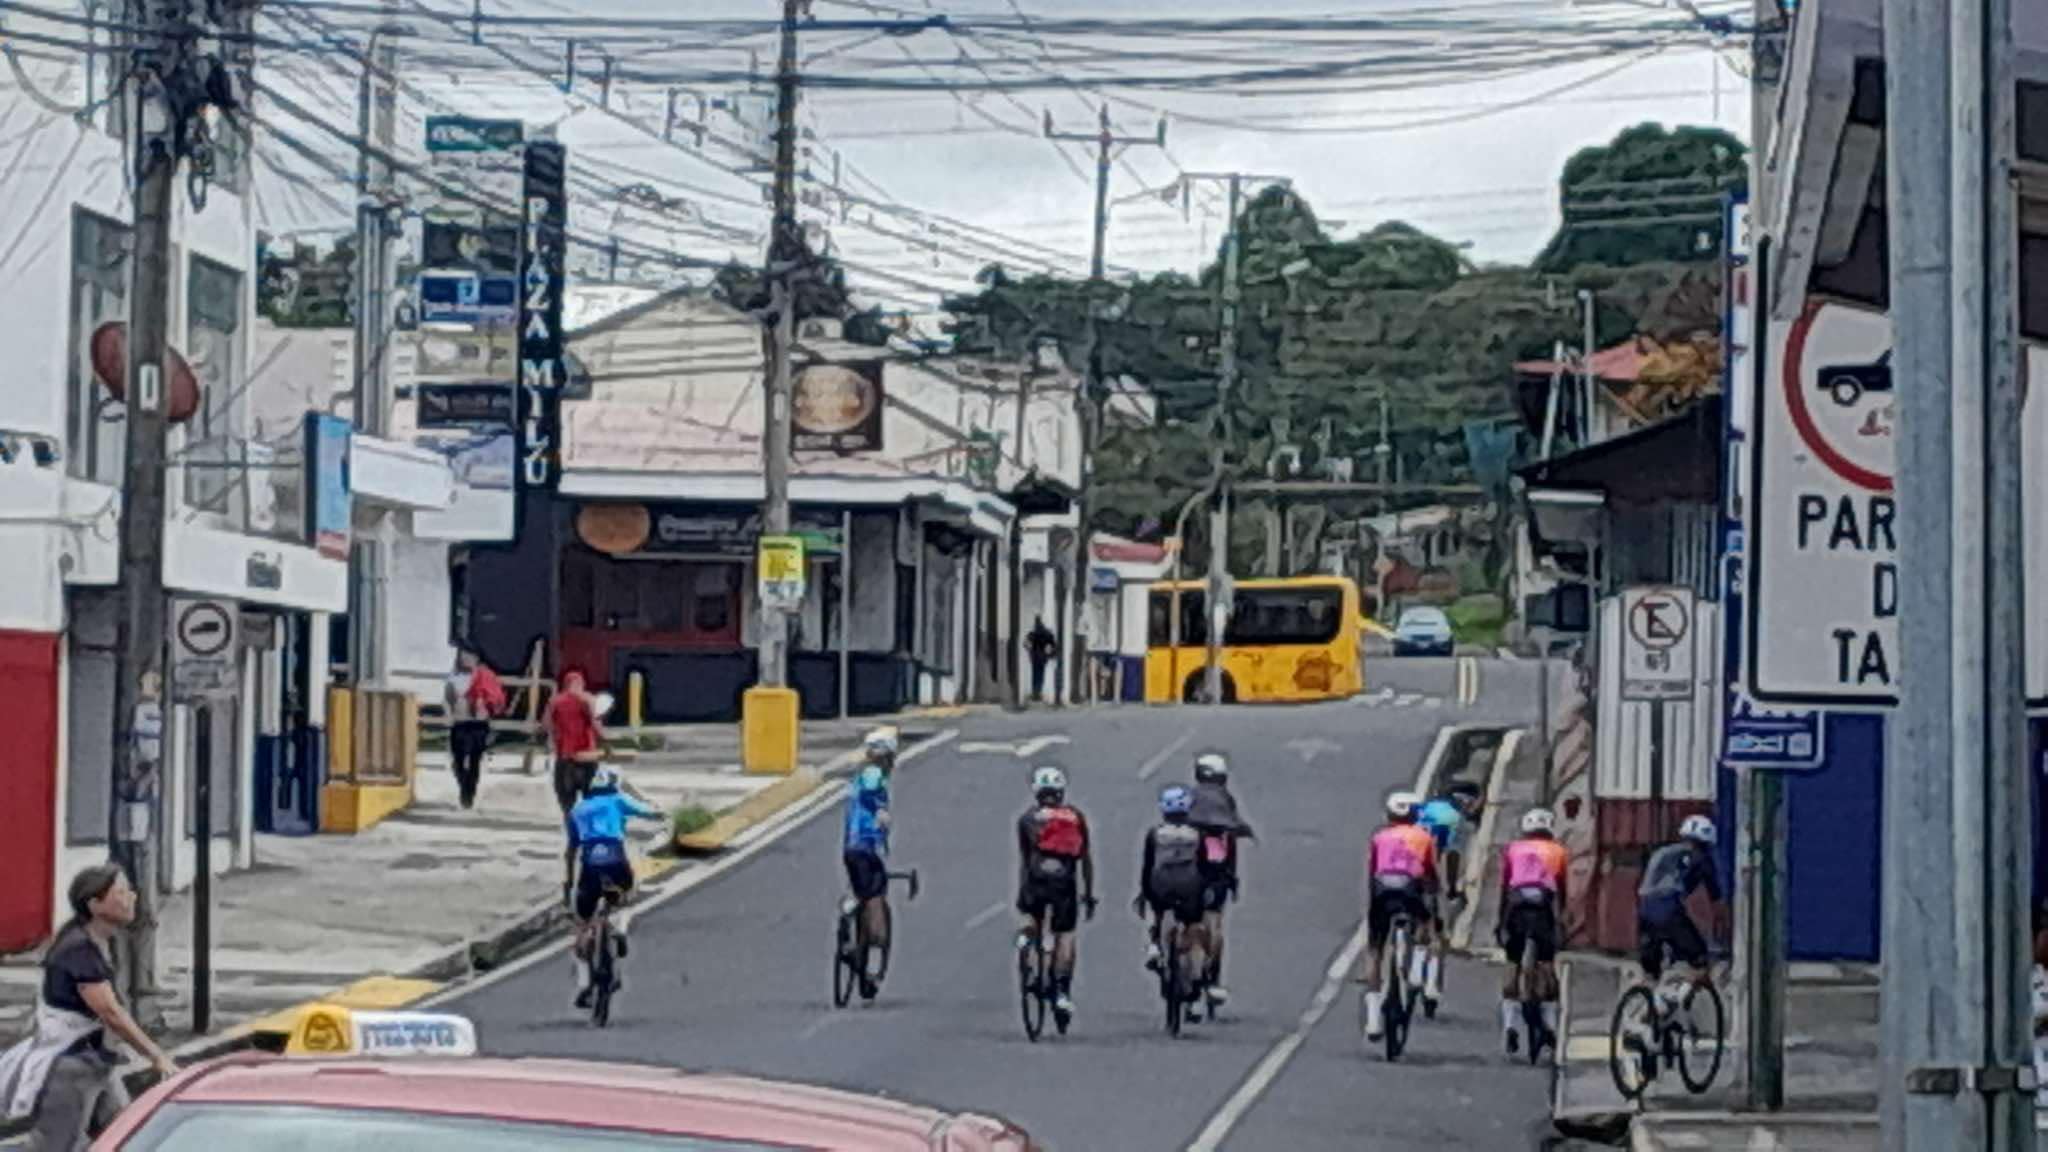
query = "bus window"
(1226, 587, 1343, 646)
(1148, 589, 1207, 647)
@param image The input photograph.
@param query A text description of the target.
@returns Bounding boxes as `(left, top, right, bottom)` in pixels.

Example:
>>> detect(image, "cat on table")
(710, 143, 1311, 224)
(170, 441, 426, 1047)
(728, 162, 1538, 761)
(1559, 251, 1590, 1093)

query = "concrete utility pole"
(1043, 106, 1164, 704)
(1205, 175, 1242, 707)
(1881, 0, 2029, 1147)
(758, 0, 802, 689)
(349, 19, 399, 686)
(1006, 365, 1034, 711)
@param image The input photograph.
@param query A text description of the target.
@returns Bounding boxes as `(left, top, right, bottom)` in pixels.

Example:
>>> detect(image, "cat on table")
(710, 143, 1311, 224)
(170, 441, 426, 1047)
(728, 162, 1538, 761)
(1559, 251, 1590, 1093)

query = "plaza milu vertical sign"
(519, 139, 568, 489)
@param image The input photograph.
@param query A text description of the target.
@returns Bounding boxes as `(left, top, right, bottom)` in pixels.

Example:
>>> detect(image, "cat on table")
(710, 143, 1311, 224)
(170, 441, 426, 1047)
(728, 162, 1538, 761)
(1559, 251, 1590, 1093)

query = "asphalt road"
(450, 656, 1557, 1151)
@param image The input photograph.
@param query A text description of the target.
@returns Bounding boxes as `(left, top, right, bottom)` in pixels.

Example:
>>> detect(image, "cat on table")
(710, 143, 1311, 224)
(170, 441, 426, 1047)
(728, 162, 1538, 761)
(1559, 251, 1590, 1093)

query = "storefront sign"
(635, 506, 843, 556)
(758, 535, 805, 610)
(417, 383, 514, 428)
(303, 412, 351, 561)
(792, 359, 884, 453)
(518, 140, 568, 489)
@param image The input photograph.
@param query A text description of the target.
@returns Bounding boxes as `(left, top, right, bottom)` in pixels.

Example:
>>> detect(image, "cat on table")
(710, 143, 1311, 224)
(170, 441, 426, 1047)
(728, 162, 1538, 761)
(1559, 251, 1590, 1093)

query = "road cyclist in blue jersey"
(566, 764, 665, 1009)
(842, 728, 900, 1001)
(1414, 778, 1482, 1013)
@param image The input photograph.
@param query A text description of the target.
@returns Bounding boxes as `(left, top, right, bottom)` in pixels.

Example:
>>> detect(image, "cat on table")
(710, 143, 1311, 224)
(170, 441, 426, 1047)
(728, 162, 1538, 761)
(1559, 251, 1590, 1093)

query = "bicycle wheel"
(832, 911, 857, 1008)
(1522, 997, 1548, 1066)
(872, 899, 894, 986)
(1675, 981, 1727, 1094)
(1018, 941, 1047, 1042)
(1383, 934, 1410, 1061)
(590, 922, 615, 1028)
(1162, 924, 1184, 1037)
(1607, 985, 1659, 1101)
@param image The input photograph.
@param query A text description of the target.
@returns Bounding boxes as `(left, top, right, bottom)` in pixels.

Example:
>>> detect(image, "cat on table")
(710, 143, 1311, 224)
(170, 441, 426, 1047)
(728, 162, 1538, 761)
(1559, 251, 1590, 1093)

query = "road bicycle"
(1509, 935, 1556, 1065)
(1607, 948, 1728, 1102)
(833, 868, 919, 1008)
(1018, 898, 1093, 1041)
(1362, 909, 1427, 1061)
(584, 883, 628, 1028)
(1158, 916, 1210, 1038)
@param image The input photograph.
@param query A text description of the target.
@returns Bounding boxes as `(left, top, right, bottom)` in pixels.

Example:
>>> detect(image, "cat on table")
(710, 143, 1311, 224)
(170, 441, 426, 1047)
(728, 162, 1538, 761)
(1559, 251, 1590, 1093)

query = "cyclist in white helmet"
(1359, 790, 1441, 1039)
(1186, 752, 1253, 1007)
(565, 765, 663, 1008)
(1636, 814, 1726, 987)
(1496, 807, 1568, 1056)
(1015, 766, 1096, 1023)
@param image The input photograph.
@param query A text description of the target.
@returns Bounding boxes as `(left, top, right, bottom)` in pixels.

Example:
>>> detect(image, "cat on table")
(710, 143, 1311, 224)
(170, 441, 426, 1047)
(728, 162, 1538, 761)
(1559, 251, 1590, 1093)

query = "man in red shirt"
(547, 669, 604, 815)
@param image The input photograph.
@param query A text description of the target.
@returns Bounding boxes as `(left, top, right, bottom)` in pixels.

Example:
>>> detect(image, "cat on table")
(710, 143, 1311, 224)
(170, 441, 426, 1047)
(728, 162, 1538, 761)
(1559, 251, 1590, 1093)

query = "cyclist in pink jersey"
(1359, 792, 1439, 1039)
(1495, 807, 1569, 1055)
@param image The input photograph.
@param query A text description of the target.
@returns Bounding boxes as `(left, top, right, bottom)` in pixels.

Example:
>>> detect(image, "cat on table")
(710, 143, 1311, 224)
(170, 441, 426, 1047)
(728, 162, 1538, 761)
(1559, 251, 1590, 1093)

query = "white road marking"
(1184, 922, 1370, 1152)
(419, 728, 961, 1008)
(1394, 692, 1423, 708)
(960, 733, 1068, 759)
(1014, 734, 1070, 759)
(800, 1012, 848, 1041)
(1283, 737, 1341, 763)
(1137, 729, 1197, 780)
(963, 900, 1009, 932)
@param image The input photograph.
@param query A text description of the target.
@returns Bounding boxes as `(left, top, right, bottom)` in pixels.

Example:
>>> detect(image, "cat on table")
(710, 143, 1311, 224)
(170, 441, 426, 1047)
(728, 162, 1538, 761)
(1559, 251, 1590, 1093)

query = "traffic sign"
(1621, 585, 1695, 701)
(173, 598, 239, 700)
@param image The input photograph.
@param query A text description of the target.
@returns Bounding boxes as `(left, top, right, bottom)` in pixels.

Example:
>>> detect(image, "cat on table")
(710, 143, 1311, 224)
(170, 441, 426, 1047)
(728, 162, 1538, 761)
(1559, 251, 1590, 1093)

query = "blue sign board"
(418, 271, 517, 325)
(303, 413, 352, 562)
(1724, 696, 1826, 767)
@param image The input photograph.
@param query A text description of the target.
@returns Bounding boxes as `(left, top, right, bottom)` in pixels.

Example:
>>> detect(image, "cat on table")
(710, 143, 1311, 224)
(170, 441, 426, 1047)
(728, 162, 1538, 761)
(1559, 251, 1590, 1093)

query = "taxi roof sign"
(286, 1005, 478, 1058)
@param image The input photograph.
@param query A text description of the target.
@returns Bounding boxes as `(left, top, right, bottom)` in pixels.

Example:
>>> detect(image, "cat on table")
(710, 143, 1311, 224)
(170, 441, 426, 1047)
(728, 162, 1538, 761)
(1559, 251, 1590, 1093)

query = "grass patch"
(670, 805, 717, 837)
(1444, 593, 1507, 649)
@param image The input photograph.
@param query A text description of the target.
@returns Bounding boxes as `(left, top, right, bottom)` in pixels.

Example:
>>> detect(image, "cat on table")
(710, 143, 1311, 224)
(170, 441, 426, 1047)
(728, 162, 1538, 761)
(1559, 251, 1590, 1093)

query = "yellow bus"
(1142, 576, 1365, 704)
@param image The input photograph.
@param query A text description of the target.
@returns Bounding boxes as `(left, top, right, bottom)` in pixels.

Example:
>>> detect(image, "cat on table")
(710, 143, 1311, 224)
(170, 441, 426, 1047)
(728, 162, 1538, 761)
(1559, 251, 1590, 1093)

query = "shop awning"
(559, 469, 1016, 539)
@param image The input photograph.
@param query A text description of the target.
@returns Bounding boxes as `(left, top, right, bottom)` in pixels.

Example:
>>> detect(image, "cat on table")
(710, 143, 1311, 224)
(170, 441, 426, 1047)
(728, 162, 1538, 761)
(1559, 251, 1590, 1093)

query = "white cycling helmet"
(588, 764, 622, 793)
(1031, 765, 1067, 796)
(1194, 753, 1229, 782)
(864, 726, 900, 756)
(1680, 814, 1717, 844)
(1520, 808, 1557, 836)
(1385, 791, 1421, 821)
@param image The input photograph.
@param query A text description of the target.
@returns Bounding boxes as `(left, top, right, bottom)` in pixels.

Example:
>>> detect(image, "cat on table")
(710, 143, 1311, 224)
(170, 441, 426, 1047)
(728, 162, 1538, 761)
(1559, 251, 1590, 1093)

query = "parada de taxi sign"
(284, 1005, 478, 1058)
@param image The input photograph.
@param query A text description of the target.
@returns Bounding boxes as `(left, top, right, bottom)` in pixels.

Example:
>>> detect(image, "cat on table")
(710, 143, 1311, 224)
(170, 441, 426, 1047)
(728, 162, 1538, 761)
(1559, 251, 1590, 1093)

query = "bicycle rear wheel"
(1521, 996, 1548, 1066)
(1608, 985, 1659, 1101)
(1018, 942, 1047, 1041)
(832, 912, 857, 1008)
(1676, 981, 1727, 1094)
(590, 922, 615, 1028)
(1162, 924, 1184, 1037)
(1383, 936, 1411, 1061)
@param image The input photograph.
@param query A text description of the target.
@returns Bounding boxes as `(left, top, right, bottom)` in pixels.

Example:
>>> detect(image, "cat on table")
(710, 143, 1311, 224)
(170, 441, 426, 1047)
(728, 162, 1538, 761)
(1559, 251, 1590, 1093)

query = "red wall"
(0, 631, 58, 951)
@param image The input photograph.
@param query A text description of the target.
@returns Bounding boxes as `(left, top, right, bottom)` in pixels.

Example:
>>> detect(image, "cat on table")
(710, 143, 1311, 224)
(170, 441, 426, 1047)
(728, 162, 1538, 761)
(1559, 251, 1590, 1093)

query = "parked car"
(1393, 606, 1455, 657)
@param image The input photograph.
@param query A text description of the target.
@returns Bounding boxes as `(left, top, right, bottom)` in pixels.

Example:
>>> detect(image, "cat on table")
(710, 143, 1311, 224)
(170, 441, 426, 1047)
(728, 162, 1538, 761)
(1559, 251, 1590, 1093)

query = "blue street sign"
(1724, 695, 1826, 767)
(418, 271, 517, 325)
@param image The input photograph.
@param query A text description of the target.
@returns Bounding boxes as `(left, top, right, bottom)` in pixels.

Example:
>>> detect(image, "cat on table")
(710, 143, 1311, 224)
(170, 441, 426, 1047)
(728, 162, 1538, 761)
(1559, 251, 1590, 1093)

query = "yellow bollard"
(628, 670, 645, 731)
(741, 686, 801, 775)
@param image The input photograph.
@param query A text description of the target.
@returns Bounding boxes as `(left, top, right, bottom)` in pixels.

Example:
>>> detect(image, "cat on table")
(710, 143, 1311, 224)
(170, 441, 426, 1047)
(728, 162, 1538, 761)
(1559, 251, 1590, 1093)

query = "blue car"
(1393, 606, 1455, 657)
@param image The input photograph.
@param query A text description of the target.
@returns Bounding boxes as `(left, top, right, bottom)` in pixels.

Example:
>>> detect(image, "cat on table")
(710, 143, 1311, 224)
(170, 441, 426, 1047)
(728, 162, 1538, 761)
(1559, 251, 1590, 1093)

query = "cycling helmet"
(1031, 765, 1067, 797)
(864, 726, 899, 758)
(588, 764, 621, 793)
(1194, 753, 1229, 783)
(1520, 808, 1557, 836)
(1680, 814, 1717, 844)
(855, 765, 886, 794)
(1159, 784, 1194, 816)
(1385, 791, 1421, 821)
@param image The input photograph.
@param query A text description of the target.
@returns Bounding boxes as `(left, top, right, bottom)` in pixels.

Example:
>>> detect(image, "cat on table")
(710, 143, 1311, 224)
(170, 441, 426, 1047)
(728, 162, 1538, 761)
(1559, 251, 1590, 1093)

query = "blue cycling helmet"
(1159, 784, 1194, 816)
(856, 765, 886, 793)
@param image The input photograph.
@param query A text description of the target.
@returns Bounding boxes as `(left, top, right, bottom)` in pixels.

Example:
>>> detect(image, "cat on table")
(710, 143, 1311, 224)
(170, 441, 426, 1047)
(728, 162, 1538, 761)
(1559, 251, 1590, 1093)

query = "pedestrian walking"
(547, 668, 605, 815)
(1027, 616, 1059, 703)
(446, 648, 505, 810)
(0, 865, 178, 1151)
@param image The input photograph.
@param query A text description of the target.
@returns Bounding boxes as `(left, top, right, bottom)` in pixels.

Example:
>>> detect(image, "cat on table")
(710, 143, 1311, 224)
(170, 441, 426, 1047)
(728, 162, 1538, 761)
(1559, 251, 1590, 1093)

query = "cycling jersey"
(1417, 798, 1465, 856)
(1637, 841, 1722, 920)
(1368, 823, 1438, 886)
(843, 780, 890, 857)
(1502, 837, 1568, 896)
(568, 791, 660, 866)
(1018, 805, 1090, 880)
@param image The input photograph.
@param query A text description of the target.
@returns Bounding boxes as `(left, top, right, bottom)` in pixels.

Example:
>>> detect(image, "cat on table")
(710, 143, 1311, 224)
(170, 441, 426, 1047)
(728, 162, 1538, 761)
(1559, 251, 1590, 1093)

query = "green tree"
(1535, 123, 1748, 272)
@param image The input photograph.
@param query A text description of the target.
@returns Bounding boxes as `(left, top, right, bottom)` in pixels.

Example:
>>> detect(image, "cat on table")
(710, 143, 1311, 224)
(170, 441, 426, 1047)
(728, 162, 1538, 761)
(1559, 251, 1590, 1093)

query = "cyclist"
(1135, 785, 1208, 998)
(1015, 766, 1096, 1022)
(863, 726, 900, 777)
(1360, 791, 1440, 1040)
(566, 765, 663, 1008)
(1187, 753, 1253, 1006)
(1496, 807, 1568, 1056)
(1416, 779, 1482, 1011)
(1637, 815, 1726, 989)
(841, 763, 893, 1000)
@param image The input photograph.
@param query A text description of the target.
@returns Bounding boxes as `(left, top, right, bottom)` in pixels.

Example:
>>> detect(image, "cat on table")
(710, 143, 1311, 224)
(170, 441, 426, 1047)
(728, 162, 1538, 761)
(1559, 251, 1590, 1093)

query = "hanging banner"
(518, 139, 567, 489)
(758, 535, 806, 610)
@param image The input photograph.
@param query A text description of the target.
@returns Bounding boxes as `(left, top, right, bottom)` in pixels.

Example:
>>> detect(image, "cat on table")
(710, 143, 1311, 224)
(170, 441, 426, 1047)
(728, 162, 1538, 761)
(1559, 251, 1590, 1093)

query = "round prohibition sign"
(177, 601, 234, 658)
(1628, 593, 1688, 650)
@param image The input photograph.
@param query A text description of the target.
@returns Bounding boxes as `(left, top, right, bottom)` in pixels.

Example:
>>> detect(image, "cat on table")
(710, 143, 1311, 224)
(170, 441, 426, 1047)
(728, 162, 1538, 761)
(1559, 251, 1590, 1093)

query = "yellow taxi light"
(285, 1005, 478, 1058)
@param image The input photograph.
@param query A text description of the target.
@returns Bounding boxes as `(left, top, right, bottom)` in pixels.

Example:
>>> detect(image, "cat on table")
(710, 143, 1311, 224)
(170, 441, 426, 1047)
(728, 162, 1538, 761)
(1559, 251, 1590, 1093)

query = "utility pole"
(757, 0, 802, 689)
(1881, 0, 2028, 1148)
(111, 0, 247, 1025)
(1043, 106, 1164, 705)
(349, 19, 398, 687)
(1006, 365, 1033, 711)
(1576, 288, 1596, 439)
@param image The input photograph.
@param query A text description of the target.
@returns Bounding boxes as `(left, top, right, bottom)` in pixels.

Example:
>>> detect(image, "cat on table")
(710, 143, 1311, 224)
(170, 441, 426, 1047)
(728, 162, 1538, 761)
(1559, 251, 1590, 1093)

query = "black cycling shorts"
(1148, 877, 1206, 927)
(843, 849, 888, 902)
(1503, 891, 1559, 964)
(1018, 874, 1081, 934)
(575, 858, 635, 921)
(1368, 882, 1432, 950)
(1638, 908, 1707, 977)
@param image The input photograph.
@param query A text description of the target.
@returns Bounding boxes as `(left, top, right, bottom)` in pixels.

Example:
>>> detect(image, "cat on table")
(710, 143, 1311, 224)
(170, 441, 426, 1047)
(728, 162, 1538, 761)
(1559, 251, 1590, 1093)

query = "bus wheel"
(1182, 672, 1237, 704)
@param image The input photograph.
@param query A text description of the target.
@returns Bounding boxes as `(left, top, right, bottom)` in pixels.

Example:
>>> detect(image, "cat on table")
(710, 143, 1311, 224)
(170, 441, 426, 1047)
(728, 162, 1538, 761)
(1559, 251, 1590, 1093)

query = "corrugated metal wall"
(1595, 594, 1722, 801)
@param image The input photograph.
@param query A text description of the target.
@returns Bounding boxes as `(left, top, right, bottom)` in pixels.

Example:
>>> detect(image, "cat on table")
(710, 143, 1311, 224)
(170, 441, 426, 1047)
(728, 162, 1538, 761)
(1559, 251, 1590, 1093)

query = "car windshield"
(121, 1104, 790, 1151)
(1399, 609, 1449, 628)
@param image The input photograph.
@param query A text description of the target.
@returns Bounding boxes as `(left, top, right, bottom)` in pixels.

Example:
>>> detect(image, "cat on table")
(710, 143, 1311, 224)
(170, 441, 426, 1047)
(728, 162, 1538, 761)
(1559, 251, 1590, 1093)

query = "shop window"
(67, 210, 130, 484)
(184, 255, 245, 513)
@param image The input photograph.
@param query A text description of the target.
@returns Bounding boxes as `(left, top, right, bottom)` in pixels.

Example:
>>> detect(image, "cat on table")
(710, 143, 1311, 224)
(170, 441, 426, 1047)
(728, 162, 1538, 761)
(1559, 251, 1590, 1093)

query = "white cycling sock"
(1424, 955, 1443, 996)
(1364, 990, 1385, 1034)
(573, 955, 590, 991)
(1541, 1002, 1559, 1034)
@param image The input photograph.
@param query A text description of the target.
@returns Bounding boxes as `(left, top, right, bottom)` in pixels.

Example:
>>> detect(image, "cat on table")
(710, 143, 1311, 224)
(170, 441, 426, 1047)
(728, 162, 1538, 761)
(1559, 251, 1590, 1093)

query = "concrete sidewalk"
(1, 717, 925, 1049)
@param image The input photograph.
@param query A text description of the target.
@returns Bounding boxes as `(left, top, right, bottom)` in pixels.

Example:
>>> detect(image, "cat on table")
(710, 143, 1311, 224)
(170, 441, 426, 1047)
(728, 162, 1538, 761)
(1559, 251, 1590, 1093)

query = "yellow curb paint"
(674, 771, 824, 853)
(1565, 1034, 1609, 1062)
(243, 975, 445, 1037)
(634, 855, 679, 882)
